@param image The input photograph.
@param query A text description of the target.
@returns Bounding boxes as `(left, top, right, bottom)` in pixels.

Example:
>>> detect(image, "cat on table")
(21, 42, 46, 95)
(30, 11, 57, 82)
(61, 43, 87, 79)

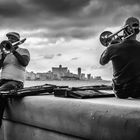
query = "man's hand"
(10, 45, 16, 53)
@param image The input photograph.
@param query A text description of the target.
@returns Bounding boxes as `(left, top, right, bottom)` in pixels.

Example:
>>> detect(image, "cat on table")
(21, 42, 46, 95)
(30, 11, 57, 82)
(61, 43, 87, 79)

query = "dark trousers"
(115, 88, 140, 99)
(113, 81, 140, 99)
(0, 79, 23, 127)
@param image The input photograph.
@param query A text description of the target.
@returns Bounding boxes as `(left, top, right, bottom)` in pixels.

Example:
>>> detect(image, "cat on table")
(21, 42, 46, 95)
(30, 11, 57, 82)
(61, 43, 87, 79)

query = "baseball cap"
(125, 17, 139, 27)
(6, 32, 20, 41)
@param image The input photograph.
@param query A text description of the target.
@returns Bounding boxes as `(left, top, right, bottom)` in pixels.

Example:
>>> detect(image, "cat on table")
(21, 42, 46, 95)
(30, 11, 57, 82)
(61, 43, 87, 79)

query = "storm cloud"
(0, 0, 140, 40)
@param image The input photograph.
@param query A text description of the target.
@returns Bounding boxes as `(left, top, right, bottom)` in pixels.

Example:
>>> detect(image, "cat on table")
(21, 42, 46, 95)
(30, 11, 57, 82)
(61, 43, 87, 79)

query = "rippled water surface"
(25, 80, 112, 87)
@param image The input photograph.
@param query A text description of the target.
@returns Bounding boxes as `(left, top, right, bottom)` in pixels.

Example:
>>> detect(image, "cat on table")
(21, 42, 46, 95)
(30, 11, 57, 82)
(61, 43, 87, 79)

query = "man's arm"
(12, 49, 30, 67)
(0, 52, 6, 68)
(0, 43, 6, 68)
(100, 48, 110, 65)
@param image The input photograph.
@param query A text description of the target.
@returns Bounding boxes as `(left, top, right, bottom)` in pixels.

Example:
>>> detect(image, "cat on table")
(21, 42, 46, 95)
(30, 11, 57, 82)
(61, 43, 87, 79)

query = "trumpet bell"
(100, 31, 112, 47)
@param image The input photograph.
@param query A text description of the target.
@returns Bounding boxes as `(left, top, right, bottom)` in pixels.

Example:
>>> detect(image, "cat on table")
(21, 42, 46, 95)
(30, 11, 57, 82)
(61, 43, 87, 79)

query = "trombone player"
(100, 17, 140, 99)
(0, 32, 30, 127)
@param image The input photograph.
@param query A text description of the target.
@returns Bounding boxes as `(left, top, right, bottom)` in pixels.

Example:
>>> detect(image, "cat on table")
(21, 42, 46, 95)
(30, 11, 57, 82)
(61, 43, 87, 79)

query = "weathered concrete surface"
(3, 120, 84, 140)
(3, 95, 140, 140)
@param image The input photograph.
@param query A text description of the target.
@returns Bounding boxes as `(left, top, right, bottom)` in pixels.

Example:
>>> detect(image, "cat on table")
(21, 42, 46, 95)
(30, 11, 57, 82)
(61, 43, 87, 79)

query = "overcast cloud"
(0, 0, 140, 80)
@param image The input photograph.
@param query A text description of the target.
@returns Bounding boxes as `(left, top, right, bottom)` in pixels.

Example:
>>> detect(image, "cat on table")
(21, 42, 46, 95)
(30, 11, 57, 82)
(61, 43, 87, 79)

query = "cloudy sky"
(0, 0, 140, 80)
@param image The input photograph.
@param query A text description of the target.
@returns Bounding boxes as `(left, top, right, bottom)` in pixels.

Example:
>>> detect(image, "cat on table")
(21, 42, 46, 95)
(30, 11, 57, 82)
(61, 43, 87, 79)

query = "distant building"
(46, 71, 53, 80)
(25, 66, 100, 81)
(36, 73, 47, 80)
(87, 74, 91, 80)
(26, 71, 36, 80)
(52, 65, 68, 79)
(77, 67, 81, 79)
(94, 76, 102, 80)
(81, 73, 86, 80)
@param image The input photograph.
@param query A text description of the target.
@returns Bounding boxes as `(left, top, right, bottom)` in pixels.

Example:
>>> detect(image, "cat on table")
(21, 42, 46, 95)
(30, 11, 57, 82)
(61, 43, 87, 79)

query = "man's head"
(124, 17, 140, 35)
(6, 32, 20, 43)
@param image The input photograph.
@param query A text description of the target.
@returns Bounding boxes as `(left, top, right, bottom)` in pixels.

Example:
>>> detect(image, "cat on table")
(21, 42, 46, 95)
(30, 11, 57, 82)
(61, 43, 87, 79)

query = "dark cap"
(125, 17, 139, 27)
(6, 32, 20, 41)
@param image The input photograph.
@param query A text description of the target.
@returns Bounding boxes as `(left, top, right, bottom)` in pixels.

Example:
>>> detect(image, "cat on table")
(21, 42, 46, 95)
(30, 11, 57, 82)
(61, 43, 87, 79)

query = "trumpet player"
(0, 32, 30, 127)
(100, 17, 140, 99)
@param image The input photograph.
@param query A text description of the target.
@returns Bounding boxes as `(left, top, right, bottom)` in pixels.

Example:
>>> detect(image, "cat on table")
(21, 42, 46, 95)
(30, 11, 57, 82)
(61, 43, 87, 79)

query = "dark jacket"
(100, 39, 140, 85)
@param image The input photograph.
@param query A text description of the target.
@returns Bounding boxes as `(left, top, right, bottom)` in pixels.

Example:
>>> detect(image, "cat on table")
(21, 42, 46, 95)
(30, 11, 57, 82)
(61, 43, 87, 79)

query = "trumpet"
(99, 25, 135, 47)
(0, 38, 26, 53)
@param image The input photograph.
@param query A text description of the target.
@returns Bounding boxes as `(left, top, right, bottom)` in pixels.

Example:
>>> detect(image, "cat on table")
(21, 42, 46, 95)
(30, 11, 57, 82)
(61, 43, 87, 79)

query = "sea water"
(24, 80, 112, 87)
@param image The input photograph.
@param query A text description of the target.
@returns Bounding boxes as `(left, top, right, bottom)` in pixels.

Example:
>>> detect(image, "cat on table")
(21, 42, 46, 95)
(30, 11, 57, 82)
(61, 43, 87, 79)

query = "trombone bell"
(100, 31, 112, 46)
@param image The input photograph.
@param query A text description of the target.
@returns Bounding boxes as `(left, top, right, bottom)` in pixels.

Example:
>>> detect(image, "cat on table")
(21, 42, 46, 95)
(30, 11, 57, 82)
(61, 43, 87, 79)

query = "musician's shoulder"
(108, 42, 120, 49)
(17, 47, 30, 55)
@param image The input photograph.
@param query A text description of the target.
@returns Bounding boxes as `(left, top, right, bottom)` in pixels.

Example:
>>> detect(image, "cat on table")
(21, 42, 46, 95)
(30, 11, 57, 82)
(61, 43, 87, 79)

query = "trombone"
(99, 25, 135, 47)
(0, 38, 26, 54)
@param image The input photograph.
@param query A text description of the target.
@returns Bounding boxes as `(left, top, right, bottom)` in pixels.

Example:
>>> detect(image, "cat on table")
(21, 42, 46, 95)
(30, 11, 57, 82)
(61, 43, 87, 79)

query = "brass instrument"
(100, 25, 135, 47)
(0, 38, 26, 54)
